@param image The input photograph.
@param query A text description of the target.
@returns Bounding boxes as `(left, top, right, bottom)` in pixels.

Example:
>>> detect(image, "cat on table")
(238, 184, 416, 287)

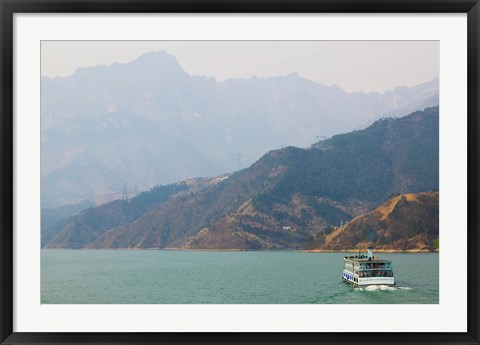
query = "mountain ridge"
(41, 50, 439, 207)
(44, 106, 439, 250)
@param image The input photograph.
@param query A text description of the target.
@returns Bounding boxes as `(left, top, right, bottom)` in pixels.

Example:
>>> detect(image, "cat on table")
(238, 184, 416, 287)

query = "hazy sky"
(41, 41, 439, 93)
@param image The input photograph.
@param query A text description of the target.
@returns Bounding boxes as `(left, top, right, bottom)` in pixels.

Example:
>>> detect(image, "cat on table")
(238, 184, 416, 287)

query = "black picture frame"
(1, 1, 479, 344)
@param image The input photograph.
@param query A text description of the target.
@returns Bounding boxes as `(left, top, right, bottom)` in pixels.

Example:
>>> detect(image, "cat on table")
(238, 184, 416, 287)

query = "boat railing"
(358, 264, 391, 269)
(358, 271, 394, 278)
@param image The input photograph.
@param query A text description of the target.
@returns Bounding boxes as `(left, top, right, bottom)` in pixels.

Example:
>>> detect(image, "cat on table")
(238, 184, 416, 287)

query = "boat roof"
(344, 256, 391, 263)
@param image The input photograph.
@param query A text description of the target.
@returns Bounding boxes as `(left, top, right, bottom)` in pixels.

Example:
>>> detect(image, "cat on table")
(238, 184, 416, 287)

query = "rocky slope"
(303, 192, 439, 251)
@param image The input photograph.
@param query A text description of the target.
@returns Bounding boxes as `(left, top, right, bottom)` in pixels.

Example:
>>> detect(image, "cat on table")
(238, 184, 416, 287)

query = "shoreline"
(302, 248, 439, 253)
(42, 247, 439, 253)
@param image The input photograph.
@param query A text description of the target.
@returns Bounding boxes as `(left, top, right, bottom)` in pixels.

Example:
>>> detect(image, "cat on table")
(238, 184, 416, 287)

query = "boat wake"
(354, 285, 412, 291)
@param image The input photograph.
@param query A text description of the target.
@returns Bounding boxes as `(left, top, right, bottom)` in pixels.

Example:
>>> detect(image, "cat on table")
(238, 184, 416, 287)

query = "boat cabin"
(342, 248, 395, 286)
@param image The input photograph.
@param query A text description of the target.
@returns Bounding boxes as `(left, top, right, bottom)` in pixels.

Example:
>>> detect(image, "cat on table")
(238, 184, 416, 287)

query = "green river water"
(41, 250, 438, 304)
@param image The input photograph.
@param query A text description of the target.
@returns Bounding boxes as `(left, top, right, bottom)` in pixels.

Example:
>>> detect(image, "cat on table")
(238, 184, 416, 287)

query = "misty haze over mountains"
(41, 50, 439, 208)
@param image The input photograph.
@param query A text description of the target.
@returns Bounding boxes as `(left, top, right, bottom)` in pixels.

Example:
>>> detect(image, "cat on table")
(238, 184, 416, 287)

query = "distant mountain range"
(41, 50, 439, 207)
(44, 106, 439, 250)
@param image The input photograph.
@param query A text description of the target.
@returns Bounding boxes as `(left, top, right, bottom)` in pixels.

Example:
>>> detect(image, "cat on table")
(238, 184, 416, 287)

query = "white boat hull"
(343, 275, 395, 286)
(357, 277, 394, 286)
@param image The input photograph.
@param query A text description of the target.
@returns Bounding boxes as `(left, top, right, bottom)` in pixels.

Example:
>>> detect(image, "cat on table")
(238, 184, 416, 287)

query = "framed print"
(1, 1, 479, 344)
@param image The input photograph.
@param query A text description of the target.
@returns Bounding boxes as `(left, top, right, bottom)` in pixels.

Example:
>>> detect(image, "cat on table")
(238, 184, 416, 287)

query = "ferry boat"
(342, 247, 394, 286)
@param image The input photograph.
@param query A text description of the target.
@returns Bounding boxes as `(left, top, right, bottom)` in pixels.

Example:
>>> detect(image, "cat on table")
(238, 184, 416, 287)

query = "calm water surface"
(41, 250, 438, 304)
